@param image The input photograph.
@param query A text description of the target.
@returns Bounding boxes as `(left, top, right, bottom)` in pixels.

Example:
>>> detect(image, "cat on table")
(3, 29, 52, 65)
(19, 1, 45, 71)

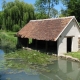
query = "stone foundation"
(59, 55, 80, 62)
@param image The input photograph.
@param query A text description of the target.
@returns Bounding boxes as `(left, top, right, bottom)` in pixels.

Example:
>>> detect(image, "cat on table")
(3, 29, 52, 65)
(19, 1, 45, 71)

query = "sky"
(0, 0, 66, 12)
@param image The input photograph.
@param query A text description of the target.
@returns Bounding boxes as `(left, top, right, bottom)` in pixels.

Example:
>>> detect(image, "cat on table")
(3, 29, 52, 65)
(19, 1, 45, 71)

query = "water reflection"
(39, 58, 80, 80)
(58, 58, 80, 80)
(0, 50, 80, 80)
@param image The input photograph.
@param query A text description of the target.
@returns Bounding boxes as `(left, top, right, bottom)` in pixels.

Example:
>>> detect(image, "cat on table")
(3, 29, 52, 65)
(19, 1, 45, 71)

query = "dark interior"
(67, 37, 72, 52)
(17, 38, 57, 54)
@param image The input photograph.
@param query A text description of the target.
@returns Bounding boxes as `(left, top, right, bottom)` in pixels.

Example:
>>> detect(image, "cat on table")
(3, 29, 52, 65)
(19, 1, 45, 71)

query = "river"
(0, 49, 80, 80)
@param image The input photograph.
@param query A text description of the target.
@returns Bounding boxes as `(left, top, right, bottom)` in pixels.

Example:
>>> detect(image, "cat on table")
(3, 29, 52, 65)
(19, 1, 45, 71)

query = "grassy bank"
(0, 30, 17, 52)
(5, 49, 57, 65)
(0, 30, 17, 44)
(66, 52, 80, 60)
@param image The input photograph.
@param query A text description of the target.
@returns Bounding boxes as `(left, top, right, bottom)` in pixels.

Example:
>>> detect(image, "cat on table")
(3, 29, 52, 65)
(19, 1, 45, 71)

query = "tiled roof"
(17, 16, 74, 41)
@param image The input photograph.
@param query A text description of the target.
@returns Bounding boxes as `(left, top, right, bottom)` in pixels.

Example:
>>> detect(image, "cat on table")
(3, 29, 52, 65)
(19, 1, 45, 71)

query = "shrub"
(12, 24, 20, 32)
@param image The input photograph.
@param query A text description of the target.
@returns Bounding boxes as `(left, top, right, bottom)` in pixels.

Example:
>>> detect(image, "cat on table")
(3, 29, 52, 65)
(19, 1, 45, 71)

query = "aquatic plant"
(5, 49, 57, 65)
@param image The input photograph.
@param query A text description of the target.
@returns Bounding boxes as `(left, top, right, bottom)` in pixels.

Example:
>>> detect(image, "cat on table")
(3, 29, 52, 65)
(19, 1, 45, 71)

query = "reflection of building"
(39, 59, 80, 80)
(39, 60, 68, 80)
(58, 58, 80, 80)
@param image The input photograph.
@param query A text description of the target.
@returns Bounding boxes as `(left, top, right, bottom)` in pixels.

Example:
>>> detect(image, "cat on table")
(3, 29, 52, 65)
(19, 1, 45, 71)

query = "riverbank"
(59, 52, 80, 62)
(5, 49, 57, 66)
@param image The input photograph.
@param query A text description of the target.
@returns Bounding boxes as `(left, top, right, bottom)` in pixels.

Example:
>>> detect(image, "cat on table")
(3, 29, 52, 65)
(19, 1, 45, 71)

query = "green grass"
(29, 38, 32, 44)
(66, 52, 80, 59)
(0, 30, 17, 52)
(0, 30, 17, 44)
(5, 49, 57, 65)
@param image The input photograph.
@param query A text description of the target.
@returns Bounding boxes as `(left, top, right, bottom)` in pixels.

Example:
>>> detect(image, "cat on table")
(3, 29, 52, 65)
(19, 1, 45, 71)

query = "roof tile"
(17, 16, 74, 41)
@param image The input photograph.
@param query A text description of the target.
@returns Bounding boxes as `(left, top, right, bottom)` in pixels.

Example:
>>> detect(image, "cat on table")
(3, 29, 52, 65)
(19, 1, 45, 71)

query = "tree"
(0, 11, 3, 29)
(35, 13, 48, 19)
(61, 0, 80, 22)
(2, 0, 6, 10)
(35, 0, 59, 18)
(2, 0, 35, 31)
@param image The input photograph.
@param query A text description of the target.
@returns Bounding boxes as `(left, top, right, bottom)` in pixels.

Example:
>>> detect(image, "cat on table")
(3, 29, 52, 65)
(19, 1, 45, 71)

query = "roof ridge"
(30, 16, 75, 22)
(60, 16, 75, 19)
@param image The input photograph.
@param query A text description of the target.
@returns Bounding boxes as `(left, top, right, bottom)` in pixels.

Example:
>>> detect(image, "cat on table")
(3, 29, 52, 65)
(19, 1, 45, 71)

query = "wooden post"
(17, 37, 19, 45)
(27, 38, 29, 47)
(16, 37, 22, 48)
(45, 41, 48, 52)
(32, 39, 35, 45)
(35, 40, 38, 50)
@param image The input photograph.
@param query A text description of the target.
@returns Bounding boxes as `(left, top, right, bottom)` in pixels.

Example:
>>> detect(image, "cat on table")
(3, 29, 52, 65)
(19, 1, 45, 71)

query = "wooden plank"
(45, 41, 48, 52)
(65, 36, 75, 38)
(35, 40, 38, 50)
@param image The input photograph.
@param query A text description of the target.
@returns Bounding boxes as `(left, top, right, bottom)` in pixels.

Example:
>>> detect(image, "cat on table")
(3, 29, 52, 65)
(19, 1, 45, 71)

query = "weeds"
(5, 49, 57, 65)
(0, 30, 17, 52)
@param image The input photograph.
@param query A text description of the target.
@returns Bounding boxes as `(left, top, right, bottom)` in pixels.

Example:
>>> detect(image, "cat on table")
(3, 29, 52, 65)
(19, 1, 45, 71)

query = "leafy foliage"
(2, 0, 35, 31)
(61, 0, 80, 22)
(35, 0, 59, 18)
(12, 24, 20, 32)
(0, 30, 17, 52)
(0, 11, 3, 29)
(35, 13, 48, 19)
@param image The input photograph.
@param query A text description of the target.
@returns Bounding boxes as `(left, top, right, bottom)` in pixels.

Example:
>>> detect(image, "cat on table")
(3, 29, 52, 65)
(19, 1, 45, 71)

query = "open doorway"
(67, 37, 72, 52)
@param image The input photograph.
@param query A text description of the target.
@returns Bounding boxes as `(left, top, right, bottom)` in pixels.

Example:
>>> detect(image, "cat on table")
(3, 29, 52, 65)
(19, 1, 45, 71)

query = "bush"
(12, 24, 20, 32)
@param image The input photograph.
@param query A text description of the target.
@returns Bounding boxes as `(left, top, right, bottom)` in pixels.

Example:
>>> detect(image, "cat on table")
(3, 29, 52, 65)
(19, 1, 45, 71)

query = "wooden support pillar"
(18, 37, 21, 44)
(35, 40, 38, 50)
(45, 41, 48, 52)
(17, 37, 19, 44)
(26, 38, 29, 47)
(32, 39, 35, 45)
(16, 37, 22, 48)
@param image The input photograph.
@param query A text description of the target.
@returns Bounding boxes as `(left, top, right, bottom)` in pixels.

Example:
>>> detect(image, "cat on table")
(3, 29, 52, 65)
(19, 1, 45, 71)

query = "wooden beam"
(45, 41, 48, 52)
(27, 38, 29, 47)
(65, 36, 75, 38)
(35, 40, 38, 50)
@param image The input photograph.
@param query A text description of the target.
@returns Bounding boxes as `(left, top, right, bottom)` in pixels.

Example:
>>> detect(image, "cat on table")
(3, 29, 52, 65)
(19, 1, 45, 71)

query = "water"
(0, 50, 80, 80)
